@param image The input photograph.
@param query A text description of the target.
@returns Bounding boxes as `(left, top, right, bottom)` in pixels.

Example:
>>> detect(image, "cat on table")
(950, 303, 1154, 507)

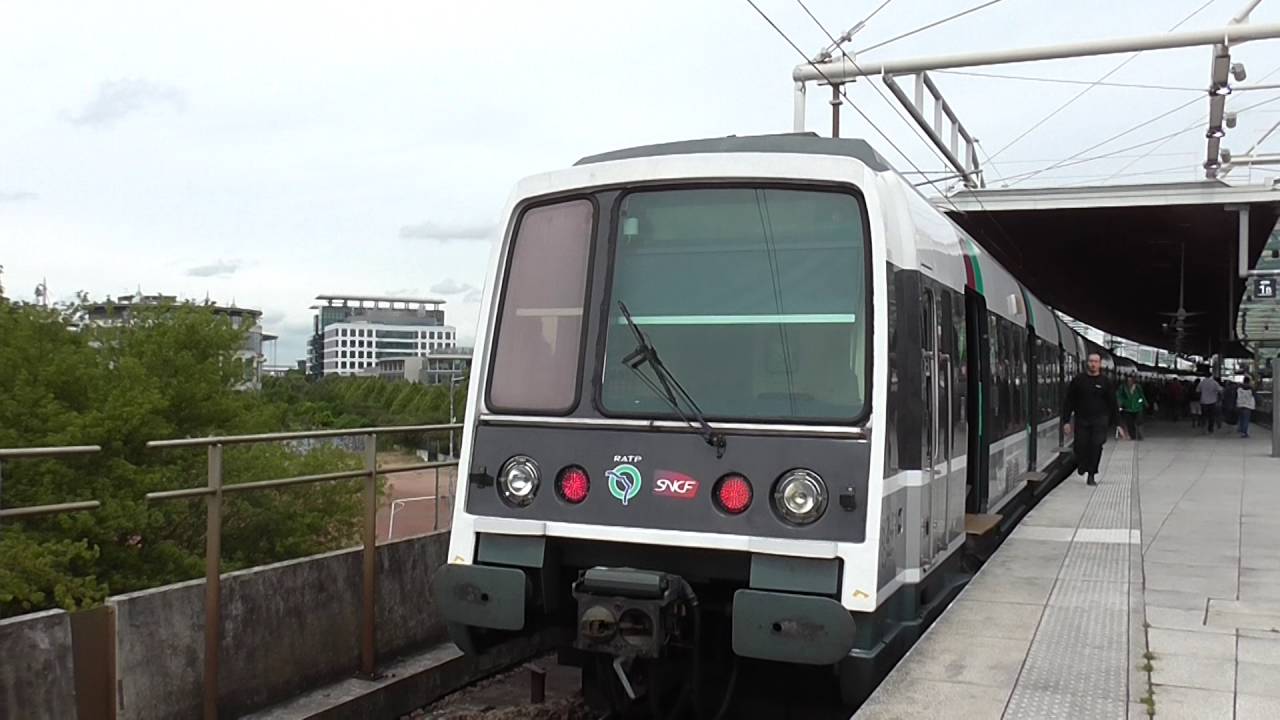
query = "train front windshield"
(602, 187, 869, 422)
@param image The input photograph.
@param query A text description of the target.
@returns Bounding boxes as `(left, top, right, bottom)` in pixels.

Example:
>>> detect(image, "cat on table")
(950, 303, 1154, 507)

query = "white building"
(82, 293, 275, 389)
(365, 348, 473, 384)
(309, 295, 457, 377)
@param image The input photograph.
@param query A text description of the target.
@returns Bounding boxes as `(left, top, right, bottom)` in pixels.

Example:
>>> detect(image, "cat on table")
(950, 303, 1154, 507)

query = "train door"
(921, 286, 950, 564)
(1058, 345, 1067, 447)
(964, 290, 990, 513)
(1027, 333, 1038, 471)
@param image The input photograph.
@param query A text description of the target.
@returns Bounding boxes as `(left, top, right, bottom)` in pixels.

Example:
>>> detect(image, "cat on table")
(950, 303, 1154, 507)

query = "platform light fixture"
(1232, 62, 1247, 82)
(1226, 111, 1239, 129)
(1221, 148, 1233, 164)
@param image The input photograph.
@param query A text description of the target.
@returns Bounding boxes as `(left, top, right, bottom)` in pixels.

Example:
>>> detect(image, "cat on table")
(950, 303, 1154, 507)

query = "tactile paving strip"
(1003, 687, 1128, 720)
(1078, 481, 1130, 530)
(1002, 443, 1137, 719)
(1048, 579, 1128, 612)
(1058, 542, 1132, 583)
(1005, 606, 1129, 709)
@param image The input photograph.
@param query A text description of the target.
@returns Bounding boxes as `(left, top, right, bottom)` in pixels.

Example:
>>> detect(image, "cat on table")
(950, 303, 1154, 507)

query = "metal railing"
(0, 445, 103, 520)
(144, 423, 462, 720)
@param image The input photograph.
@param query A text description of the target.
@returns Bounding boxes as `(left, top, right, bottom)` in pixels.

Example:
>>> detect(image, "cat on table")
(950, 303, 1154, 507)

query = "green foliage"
(259, 373, 463, 448)
(0, 299, 461, 617)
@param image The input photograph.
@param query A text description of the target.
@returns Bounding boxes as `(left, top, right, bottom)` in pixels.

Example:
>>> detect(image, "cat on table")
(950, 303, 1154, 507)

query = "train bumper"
(431, 563, 527, 631)
(732, 589, 857, 665)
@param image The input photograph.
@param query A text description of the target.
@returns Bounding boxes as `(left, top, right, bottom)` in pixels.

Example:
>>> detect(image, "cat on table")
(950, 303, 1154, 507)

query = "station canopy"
(942, 180, 1280, 358)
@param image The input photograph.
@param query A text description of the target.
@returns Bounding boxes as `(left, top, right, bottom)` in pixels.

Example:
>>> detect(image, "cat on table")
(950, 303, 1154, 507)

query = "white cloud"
(398, 220, 493, 241)
(186, 259, 241, 278)
(430, 278, 476, 295)
(66, 78, 187, 126)
(0, 191, 37, 203)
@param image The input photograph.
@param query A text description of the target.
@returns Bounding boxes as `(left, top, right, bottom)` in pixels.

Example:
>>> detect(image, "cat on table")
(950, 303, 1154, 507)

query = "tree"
(0, 301, 365, 616)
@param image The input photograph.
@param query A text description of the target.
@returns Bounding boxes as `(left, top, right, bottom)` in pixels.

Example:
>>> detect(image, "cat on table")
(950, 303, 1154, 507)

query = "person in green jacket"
(1117, 375, 1146, 440)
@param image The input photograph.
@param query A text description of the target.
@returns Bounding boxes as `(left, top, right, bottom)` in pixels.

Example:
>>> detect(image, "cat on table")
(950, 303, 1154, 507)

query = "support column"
(1272, 358, 1279, 457)
(793, 82, 806, 133)
(830, 84, 842, 138)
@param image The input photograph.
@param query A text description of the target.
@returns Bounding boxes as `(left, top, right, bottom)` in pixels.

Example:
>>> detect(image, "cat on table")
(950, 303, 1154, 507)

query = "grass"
(1140, 691, 1156, 717)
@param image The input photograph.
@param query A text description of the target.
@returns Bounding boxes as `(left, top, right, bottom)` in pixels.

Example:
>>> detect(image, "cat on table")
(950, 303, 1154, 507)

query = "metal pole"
(433, 467, 440, 531)
(448, 376, 456, 460)
(1272, 378, 1279, 457)
(830, 83, 841, 138)
(203, 444, 223, 720)
(1233, 0, 1264, 24)
(793, 81, 806, 132)
(361, 433, 377, 677)
(793, 22, 1280, 82)
(1240, 206, 1252, 278)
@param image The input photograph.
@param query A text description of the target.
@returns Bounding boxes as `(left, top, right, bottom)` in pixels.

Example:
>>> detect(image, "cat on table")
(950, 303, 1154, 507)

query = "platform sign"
(1258, 277, 1276, 300)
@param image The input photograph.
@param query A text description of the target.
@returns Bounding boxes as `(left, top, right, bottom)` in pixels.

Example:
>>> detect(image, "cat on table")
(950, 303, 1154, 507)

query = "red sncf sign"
(653, 470, 699, 499)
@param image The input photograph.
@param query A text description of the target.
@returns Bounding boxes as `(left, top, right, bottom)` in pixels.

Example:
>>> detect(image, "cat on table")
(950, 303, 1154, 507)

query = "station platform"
(853, 422, 1280, 720)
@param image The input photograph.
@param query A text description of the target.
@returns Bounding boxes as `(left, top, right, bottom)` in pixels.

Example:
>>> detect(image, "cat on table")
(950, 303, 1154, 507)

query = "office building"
(307, 295, 457, 377)
(366, 347, 473, 384)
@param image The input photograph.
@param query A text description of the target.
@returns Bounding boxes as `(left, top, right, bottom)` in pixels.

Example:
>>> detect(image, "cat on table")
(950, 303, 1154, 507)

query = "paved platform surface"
(854, 422, 1280, 720)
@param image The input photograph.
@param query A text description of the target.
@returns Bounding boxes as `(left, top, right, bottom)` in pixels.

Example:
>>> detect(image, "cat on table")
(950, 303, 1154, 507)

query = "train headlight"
(772, 469, 828, 525)
(498, 455, 540, 507)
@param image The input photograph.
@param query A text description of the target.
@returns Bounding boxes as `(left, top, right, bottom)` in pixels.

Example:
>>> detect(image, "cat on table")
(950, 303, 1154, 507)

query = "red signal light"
(557, 466, 590, 504)
(714, 473, 753, 514)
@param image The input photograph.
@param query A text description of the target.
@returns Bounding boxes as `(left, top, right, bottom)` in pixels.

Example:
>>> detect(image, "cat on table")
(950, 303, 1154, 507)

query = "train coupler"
(572, 567, 691, 659)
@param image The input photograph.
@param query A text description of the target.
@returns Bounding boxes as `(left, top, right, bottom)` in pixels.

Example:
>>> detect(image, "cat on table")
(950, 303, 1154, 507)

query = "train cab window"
(600, 187, 869, 421)
(488, 199, 594, 413)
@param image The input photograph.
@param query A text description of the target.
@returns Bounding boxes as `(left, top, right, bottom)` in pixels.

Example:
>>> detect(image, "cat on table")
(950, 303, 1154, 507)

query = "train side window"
(488, 199, 594, 413)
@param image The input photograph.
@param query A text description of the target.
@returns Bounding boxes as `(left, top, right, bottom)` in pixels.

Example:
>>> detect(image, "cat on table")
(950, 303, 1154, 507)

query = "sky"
(3, 0, 1280, 362)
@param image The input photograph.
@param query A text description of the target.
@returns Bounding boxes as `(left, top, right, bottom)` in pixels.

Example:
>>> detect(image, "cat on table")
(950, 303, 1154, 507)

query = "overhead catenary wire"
(987, 0, 1221, 164)
(1109, 63, 1280, 181)
(1063, 162, 1208, 187)
(999, 92, 1280, 185)
(815, 0, 898, 60)
(792, 0, 1029, 268)
(858, 0, 1010, 55)
(933, 69, 1205, 93)
(744, 0, 965, 210)
(795, 0, 988, 186)
(1005, 95, 1205, 186)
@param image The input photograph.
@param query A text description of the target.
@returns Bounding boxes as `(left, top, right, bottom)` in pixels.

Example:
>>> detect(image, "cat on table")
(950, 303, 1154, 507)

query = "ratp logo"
(606, 463, 643, 506)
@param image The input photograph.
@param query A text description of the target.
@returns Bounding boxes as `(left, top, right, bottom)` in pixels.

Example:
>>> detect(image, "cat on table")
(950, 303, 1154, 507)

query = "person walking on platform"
(1238, 377, 1257, 438)
(1117, 375, 1146, 440)
(1197, 374, 1222, 434)
(1063, 352, 1119, 486)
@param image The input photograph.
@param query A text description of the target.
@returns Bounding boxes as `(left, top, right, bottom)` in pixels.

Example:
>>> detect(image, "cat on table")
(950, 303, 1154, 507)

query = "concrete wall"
(0, 610, 77, 720)
(3, 531, 452, 720)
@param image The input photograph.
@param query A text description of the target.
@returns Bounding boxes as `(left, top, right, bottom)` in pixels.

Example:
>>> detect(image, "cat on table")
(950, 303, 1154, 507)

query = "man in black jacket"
(1062, 353, 1119, 486)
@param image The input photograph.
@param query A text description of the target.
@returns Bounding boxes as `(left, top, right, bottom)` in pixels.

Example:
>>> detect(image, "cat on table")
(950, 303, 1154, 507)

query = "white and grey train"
(433, 134, 1120, 710)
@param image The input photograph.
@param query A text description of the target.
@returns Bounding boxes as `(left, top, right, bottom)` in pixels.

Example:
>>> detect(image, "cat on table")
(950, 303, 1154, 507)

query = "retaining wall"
(0, 531, 452, 720)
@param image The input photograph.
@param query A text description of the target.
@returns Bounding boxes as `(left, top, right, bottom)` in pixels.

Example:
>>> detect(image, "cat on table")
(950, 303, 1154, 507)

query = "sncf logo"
(653, 470, 699, 500)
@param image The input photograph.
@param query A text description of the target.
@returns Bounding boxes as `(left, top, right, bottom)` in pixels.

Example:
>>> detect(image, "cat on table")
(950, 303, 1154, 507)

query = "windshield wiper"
(617, 301, 727, 458)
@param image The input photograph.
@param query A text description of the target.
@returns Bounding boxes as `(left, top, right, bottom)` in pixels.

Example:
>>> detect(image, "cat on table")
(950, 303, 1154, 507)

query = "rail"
(143, 422, 463, 720)
(0, 445, 103, 520)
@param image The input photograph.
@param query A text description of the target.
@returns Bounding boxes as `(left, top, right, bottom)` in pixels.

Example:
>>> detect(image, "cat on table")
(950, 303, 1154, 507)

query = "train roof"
(575, 133, 894, 171)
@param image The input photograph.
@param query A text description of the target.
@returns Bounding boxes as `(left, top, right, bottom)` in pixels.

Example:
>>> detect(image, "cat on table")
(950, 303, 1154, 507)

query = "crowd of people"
(1122, 373, 1259, 439)
(1063, 353, 1260, 489)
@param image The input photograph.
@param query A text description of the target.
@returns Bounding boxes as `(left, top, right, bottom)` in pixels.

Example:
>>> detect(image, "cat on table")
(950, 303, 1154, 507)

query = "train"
(431, 134, 1166, 713)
